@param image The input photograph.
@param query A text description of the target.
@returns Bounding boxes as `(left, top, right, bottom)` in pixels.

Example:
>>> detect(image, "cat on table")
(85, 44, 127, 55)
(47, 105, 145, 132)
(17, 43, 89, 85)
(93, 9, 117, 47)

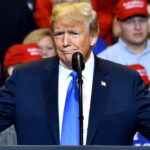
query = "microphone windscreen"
(72, 52, 85, 72)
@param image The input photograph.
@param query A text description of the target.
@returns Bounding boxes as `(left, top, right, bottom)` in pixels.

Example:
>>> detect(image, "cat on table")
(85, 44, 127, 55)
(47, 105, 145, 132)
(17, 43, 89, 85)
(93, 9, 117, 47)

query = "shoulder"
(15, 56, 59, 74)
(95, 57, 145, 96)
(95, 56, 140, 79)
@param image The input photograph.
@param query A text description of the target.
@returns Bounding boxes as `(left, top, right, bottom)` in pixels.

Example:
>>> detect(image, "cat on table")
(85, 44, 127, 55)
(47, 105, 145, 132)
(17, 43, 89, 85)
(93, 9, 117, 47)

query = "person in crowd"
(0, 2, 150, 145)
(23, 29, 56, 58)
(0, 43, 42, 145)
(0, 0, 37, 86)
(3, 43, 42, 78)
(98, 0, 150, 89)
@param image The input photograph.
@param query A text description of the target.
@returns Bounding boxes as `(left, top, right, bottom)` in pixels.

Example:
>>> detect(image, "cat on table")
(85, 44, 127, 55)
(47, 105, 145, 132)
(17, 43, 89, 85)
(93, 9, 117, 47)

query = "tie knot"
(70, 71, 78, 80)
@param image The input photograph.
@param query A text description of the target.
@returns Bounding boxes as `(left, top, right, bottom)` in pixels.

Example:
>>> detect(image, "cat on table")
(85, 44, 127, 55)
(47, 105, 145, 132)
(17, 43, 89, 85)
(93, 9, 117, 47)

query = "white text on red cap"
(123, 1, 144, 10)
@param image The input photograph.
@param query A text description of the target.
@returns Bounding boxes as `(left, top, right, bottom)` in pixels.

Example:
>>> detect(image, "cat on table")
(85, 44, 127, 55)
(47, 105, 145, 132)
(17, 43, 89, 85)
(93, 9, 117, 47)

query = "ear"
(112, 17, 122, 37)
(148, 17, 150, 33)
(7, 66, 15, 77)
(90, 34, 99, 47)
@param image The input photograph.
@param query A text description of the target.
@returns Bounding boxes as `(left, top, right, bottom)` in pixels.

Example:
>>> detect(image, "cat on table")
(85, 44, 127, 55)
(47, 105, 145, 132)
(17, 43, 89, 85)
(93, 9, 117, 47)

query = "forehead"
(124, 15, 148, 21)
(38, 36, 52, 43)
(53, 21, 88, 32)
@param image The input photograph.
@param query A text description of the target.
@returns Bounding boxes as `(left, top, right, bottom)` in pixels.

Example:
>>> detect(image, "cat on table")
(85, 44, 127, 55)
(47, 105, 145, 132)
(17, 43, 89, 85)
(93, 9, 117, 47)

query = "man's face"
(53, 21, 97, 69)
(119, 16, 149, 46)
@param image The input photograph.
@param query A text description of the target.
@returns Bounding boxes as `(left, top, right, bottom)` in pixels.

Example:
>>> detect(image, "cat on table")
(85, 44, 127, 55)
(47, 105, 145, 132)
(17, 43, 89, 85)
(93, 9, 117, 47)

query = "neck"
(122, 39, 147, 55)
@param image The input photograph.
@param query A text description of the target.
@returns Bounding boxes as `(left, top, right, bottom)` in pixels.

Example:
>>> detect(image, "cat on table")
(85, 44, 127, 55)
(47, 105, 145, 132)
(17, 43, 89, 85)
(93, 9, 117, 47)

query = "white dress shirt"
(58, 52, 95, 145)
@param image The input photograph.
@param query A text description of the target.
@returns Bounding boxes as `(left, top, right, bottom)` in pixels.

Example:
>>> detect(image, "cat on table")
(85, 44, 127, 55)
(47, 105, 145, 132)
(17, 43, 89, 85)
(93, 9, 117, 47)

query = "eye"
(39, 46, 53, 51)
(46, 46, 53, 51)
(70, 31, 80, 37)
(139, 17, 147, 23)
(125, 19, 134, 24)
(54, 32, 64, 38)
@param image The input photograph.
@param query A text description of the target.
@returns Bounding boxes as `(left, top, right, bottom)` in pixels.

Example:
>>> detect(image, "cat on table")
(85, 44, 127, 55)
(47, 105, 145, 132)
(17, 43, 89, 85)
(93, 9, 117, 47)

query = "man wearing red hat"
(3, 43, 42, 78)
(98, 0, 150, 87)
(98, 0, 150, 146)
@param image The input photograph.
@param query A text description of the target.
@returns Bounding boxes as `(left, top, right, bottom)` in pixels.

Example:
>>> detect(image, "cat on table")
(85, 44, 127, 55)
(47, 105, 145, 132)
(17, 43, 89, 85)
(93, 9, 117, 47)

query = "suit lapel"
(42, 57, 60, 145)
(86, 57, 110, 144)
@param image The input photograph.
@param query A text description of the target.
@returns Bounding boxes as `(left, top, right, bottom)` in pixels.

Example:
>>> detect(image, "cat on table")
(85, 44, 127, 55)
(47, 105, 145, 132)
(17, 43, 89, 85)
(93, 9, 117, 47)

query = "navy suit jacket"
(0, 56, 150, 145)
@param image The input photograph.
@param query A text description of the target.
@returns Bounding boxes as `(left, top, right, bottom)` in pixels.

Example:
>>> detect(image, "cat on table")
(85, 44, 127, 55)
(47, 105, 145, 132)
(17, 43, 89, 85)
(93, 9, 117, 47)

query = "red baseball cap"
(4, 43, 42, 67)
(115, 0, 149, 20)
(127, 64, 150, 85)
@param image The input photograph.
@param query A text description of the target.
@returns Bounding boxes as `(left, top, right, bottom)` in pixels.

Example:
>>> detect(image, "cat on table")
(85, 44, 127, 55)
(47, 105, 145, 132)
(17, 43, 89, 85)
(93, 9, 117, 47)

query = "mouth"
(134, 33, 143, 37)
(61, 50, 77, 54)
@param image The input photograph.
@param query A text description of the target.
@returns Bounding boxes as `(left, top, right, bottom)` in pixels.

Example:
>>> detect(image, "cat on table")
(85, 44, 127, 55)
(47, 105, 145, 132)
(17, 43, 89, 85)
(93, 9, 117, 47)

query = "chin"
(63, 61, 72, 69)
(61, 57, 72, 69)
(65, 54, 73, 62)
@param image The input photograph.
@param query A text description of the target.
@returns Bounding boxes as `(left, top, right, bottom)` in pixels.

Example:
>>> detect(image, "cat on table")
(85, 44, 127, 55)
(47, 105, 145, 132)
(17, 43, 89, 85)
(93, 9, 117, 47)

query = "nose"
(62, 33, 70, 47)
(134, 21, 141, 30)
(41, 48, 47, 58)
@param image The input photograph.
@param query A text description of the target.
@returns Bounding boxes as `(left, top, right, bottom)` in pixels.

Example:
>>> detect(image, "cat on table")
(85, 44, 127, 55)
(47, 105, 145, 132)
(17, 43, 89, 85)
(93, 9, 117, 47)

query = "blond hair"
(23, 29, 53, 44)
(54, 0, 90, 5)
(51, 2, 99, 36)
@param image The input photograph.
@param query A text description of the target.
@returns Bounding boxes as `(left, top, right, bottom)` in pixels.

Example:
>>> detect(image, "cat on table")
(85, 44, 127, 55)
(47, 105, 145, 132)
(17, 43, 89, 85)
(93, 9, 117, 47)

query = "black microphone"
(72, 52, 85, 73)
(72, 52, 85, 145)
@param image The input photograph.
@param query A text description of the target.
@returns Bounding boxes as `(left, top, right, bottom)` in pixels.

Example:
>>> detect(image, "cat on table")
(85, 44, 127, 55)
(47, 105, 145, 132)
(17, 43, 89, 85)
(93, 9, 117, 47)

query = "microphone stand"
(77, 55, 84, 145)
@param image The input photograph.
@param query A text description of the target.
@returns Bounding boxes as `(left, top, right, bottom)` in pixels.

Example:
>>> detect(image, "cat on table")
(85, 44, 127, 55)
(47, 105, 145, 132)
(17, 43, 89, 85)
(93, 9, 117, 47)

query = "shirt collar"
(119, 38, 150, 55)
(82, 52, 94, 81)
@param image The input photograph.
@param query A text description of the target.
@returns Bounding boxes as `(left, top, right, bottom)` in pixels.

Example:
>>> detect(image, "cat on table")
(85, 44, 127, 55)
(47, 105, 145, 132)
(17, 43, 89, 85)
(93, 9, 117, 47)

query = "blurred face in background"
(118, 16, 149, 46)
(38, 36, 56, 58)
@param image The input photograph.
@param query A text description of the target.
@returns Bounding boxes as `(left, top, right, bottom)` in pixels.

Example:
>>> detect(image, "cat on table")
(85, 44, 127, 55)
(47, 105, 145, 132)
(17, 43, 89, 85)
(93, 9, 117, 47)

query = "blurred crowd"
(0, 0, 150, 146)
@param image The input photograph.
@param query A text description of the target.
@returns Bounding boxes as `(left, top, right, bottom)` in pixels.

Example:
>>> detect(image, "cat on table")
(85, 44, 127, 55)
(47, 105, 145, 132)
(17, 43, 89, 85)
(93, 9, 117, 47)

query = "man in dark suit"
(0, 1, 150, 145)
